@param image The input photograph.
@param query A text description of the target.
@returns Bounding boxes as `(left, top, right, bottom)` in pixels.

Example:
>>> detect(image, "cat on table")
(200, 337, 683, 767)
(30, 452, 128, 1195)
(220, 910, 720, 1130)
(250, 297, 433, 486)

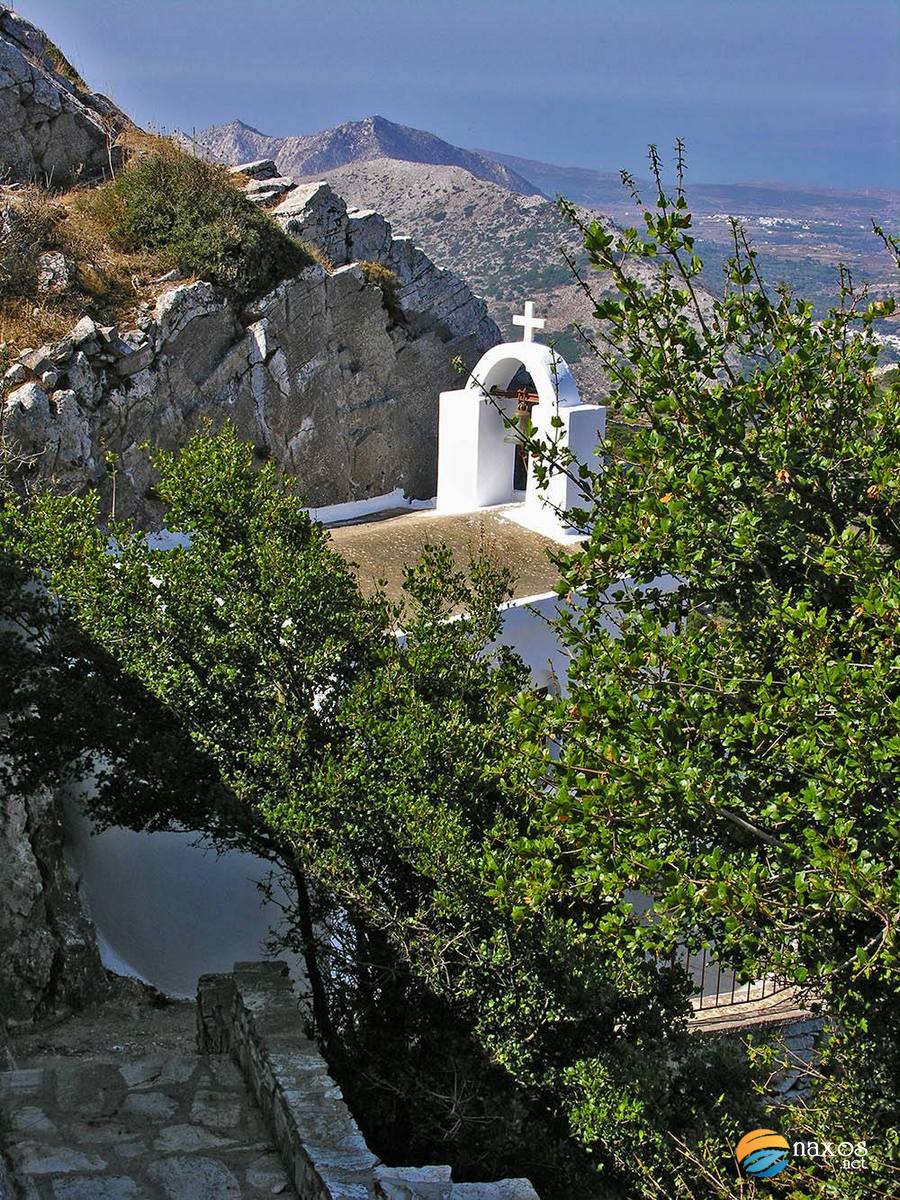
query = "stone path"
(0, 1051, 297, 1199)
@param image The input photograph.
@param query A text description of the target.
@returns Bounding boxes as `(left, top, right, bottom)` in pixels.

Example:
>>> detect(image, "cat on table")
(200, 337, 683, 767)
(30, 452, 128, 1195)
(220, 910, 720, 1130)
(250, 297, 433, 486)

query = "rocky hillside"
(197, 113, 900, 372)
(0, 11, 500, 524)
(2, 159, 498, 522)
(190, 115, 539, 196)
(3, 223, 495, 524)
(0, 5, 130, 184)
(276, 157, 646, 401)
(0, 786, 108, 1033)
(194, 121, 679, 401)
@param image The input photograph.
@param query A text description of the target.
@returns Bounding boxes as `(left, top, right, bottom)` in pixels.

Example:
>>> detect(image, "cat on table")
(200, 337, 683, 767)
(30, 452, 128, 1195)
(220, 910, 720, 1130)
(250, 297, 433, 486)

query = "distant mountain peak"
(227, 118, 267, 136)
(191, 115, 543, 197)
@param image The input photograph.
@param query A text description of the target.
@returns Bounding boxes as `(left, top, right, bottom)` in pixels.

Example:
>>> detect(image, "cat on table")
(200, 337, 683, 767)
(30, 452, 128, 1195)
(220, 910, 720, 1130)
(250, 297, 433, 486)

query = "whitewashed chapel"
(437, 300, 604, 539)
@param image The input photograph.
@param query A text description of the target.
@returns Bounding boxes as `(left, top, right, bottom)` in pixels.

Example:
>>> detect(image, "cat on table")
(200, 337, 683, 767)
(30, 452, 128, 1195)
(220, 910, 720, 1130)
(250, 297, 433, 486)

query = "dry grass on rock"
(0, 182, 171, 351)
(1, 132, 330, 354)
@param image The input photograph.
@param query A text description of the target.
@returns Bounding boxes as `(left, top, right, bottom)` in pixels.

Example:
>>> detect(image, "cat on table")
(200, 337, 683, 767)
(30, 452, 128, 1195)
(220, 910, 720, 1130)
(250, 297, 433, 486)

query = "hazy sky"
(19, 0, 900, 189)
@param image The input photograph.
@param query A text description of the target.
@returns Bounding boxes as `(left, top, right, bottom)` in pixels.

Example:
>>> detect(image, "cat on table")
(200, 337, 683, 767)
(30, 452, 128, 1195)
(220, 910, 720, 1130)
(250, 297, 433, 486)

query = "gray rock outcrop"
(229, 159, 297, 205)
(225, 168, 499, 352)
(270, 180, 499, 352)
(0, 786, 107, 1029)
(4, 249, 496, 522)
(0, 5, 130, 184)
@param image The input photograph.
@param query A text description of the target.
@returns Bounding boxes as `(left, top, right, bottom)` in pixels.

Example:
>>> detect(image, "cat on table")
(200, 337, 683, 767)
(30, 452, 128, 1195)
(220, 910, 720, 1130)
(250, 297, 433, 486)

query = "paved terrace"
(0, 1047, 296, 1199)
(326, 508, 564, 608)
(1, 967, 542, 1200)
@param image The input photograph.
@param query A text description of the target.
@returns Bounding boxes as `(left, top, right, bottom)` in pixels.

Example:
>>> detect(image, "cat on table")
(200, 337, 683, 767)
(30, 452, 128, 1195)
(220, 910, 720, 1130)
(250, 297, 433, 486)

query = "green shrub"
(84, 138, 317, 305)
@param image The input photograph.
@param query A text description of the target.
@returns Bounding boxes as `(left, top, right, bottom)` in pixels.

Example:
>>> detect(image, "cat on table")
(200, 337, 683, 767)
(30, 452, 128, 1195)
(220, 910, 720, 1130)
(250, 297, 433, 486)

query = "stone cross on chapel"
(512, 300, 545, 343)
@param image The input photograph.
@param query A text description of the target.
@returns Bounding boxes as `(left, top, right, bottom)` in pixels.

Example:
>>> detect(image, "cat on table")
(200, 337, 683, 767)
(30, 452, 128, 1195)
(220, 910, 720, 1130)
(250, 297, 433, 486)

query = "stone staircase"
(0, 1050, 296, 1198)
(1, 963, 541, 1200)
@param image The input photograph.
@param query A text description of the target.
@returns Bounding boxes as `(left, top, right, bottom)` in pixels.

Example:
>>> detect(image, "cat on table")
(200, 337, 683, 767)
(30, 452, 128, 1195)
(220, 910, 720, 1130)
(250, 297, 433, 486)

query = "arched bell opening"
(489, 364, 538, 494)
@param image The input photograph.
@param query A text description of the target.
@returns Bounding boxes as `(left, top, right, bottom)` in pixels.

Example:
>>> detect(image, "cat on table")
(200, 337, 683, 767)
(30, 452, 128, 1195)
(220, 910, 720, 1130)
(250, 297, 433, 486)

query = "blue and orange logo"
(736, 1129, 791, 1178)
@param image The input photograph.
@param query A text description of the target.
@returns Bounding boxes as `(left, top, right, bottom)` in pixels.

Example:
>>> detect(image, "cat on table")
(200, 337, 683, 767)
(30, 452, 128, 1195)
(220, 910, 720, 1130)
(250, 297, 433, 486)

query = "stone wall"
(767, 1016, 827, 1106)
(197, 962, 540, 1200)
(0, 6, 130, 184)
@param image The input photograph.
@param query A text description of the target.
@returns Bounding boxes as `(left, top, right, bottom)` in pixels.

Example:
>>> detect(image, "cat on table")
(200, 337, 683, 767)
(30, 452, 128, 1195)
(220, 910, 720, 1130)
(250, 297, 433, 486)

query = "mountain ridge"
(191, 112, 900, 366)
(190, 115, 542, 197)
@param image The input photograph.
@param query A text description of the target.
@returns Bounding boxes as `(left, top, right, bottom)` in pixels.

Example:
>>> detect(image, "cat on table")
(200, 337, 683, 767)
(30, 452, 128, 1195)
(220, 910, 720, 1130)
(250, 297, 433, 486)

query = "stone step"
(202, 962, 543, 1200)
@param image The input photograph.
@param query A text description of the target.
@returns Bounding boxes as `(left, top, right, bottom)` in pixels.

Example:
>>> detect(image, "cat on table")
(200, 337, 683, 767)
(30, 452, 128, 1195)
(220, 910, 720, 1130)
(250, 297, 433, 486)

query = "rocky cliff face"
(1, 230, 492, 1012)
(269, 177, 499, 351)
(263, 157, 626, 402)
(0, 6, 130, 185)
(3, 174, 498, 523)
(0, 787, 107, 1029)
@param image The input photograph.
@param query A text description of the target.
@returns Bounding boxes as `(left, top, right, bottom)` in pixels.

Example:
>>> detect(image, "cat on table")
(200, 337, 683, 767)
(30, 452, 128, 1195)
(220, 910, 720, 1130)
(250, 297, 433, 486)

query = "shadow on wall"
(63, 792, 305, 999)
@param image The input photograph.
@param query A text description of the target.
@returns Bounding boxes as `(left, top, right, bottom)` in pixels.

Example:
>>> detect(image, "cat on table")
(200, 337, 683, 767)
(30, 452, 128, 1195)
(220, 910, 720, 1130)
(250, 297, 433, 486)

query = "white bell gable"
(436, 302, 605, 540)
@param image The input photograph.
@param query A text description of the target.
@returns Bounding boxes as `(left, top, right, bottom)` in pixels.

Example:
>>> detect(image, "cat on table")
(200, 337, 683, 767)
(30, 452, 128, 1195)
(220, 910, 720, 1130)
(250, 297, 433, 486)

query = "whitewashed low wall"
(63, 797, 302, 998)
(494, 574, 678, 694)
(493, 590, 594, 694)
(57, 593, 572, 1001)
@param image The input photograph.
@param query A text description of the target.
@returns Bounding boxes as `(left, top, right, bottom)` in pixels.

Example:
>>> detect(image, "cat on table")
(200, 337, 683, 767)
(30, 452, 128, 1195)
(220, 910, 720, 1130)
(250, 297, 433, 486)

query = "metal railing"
(665, 946, 792, 1012)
